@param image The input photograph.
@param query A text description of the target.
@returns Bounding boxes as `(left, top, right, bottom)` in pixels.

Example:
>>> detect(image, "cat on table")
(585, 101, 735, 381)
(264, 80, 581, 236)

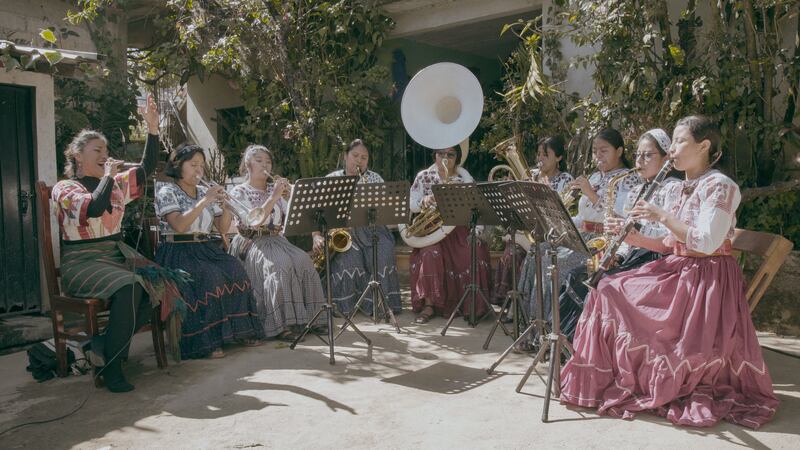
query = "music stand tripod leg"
(483, 229, 524, 349)
(486, 240, 549, 374)
(291, 215, 371, 365)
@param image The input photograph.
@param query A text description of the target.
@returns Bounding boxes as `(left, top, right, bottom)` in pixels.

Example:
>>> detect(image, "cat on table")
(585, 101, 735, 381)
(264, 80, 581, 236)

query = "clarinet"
(585, 159, 674, 289)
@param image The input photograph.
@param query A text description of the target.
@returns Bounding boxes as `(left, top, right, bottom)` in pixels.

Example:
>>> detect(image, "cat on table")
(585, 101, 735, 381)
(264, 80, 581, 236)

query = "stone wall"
(749, 250, 800, 336)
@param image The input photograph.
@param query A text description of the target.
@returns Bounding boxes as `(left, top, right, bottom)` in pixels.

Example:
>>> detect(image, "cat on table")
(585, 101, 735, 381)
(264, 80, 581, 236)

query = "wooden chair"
(36, 181, 168, 378)
(732, 228, 794, 313)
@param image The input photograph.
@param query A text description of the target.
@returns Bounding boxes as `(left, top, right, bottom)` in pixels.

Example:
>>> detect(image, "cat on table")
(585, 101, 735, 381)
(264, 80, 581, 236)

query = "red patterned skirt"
(410, 226, 492, 318)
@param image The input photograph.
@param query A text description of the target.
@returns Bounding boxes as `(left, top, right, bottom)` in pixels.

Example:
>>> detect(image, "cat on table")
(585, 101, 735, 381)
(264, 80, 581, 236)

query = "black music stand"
(483, 182, 588, 422)
(336, 181, 410, 336)
(433, 183, 502, 335)
(284, 175, 371, 365)
(479, 181, 534, 349)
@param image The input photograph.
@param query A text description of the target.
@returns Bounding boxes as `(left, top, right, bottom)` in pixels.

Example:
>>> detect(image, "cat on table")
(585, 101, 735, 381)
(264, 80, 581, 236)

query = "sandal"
(209, 348, 226, 359)
(415, 306, 434, 324)
(238, 338, 264, 347)
(277, 330, 300, 342)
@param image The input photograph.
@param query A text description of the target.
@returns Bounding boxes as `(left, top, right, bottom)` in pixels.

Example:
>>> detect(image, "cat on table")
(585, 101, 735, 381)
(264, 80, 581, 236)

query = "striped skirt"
(229, 234, 325, 337)
(60, 239, 185, 321)
(156, 241, 263, 359)
(325, 226, 402, 315)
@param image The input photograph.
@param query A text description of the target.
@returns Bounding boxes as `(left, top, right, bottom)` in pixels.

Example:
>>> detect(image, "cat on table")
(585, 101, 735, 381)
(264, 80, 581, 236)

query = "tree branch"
(741, 179, 800, 202)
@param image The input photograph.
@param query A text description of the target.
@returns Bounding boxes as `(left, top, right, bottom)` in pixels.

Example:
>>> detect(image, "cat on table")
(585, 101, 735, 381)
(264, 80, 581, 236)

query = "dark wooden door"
(0, 83, 40, 316)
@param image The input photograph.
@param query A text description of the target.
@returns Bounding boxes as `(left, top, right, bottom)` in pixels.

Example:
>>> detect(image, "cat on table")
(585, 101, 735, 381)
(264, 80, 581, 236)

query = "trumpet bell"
(244, 208, 268, 228)
(401, 62, 483, 160)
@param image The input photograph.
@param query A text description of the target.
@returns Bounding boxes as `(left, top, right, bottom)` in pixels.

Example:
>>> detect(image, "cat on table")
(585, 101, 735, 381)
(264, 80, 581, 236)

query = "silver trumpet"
(196, 176, 268, 227)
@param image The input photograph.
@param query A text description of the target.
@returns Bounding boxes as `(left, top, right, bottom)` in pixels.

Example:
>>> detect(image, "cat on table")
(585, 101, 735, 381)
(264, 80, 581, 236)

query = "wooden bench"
(36, 181, 168, 378)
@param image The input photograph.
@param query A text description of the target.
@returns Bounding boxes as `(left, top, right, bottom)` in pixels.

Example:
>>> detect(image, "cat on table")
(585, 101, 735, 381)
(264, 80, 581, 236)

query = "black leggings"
(104, 283, 152, 361)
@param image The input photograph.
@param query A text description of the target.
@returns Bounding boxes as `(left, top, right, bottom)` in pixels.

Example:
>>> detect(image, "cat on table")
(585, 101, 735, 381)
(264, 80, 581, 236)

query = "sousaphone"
(398, 62, 484, 248)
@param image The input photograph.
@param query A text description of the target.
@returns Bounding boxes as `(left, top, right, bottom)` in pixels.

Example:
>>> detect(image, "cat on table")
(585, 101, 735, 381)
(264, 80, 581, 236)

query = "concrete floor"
(1, 306, 799, 449)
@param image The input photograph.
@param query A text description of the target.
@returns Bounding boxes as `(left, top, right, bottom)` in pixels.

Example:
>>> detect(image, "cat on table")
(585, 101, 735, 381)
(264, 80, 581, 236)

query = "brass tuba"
(397, 62, 484, 248)
(487, 137, 532, 182)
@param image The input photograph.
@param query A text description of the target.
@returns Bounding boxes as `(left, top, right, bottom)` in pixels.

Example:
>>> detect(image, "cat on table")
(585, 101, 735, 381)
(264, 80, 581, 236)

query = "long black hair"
(595, 128, 631, 168)
(539, 136, 567, 171)
(165, 143, 205, 179)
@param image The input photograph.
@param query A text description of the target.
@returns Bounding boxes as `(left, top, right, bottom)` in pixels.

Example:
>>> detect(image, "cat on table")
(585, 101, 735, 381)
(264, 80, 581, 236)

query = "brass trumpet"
(264, 171, 293, 200)
(197, 176, 268, 227)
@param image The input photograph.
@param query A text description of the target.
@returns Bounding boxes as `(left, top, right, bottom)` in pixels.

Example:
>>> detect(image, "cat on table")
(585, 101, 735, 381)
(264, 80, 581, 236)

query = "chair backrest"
(35, 181, 60, 299)
(732, 228, 794, 313)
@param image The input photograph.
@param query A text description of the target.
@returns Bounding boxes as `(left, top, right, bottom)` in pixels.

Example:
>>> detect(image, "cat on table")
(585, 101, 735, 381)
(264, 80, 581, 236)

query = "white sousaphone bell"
(398, 62, 484, 248)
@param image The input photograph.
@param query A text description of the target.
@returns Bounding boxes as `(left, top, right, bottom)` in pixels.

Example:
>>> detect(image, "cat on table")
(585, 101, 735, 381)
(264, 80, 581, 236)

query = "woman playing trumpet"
(52, 96, 184, 391)
(228, 145, 325, 341)
(314, 139, 402, 317)
(155, 144, 263, 359)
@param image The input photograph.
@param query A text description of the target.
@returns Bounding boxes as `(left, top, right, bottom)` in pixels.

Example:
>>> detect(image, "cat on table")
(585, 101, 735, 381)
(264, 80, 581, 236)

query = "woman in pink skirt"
(560, 115, 778, 429)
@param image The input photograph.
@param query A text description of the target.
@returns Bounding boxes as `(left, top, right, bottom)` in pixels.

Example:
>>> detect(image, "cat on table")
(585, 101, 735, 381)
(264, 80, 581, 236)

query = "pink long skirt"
(410, 226, 492, 318)
(560, 254, 778, 429)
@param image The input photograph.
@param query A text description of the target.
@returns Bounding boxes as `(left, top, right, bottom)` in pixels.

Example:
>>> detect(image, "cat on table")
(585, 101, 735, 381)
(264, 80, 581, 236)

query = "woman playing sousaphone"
(408, 143, 492, 324)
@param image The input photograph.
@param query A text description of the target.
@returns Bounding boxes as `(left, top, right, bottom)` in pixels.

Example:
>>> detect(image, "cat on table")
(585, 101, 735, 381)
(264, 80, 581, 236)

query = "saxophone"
(585, 160, 673, 288)
(311, 167, 363, 271)
(585, 168, 638, 273)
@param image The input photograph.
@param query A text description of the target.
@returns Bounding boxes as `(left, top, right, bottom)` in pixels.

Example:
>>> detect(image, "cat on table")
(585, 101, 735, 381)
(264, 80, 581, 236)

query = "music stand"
(434, 183, 502, 334)
(284, 175, 372, 365)
(484, 182, 588, 422)
(479, 181, 534, 349)
(336, 181, 410, 336)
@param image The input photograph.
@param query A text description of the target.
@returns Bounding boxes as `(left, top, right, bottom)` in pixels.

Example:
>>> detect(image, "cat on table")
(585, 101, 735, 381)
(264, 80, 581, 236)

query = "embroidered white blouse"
(155, 182, 222, 234)
(545, 171, 574, 194)
(575, 168, 642, 227)
(229, 183, 287, 229)
(661, 170, 740, 255)
(409, 165, 474, 214)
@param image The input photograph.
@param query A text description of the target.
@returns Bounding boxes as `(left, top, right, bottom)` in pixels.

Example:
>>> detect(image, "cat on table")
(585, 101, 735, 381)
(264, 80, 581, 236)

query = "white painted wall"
(386, 0, 543, 37)
(185, 75, 243, 151)
(0, 70, 58, 310)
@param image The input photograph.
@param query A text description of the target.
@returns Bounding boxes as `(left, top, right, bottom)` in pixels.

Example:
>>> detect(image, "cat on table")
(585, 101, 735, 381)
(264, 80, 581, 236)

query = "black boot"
(97, 359, 134, 393)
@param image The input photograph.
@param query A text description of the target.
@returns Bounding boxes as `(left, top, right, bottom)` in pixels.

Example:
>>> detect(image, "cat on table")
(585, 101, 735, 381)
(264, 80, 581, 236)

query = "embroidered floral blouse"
(53, 169, 142, 241)
(155, 182, 222, 234)
(544, 171, 574, 193)
(229, 183, 287, 229)
(575, 168, 642, 227)
(616, 176, 681, 258)
(660, 170, 740, 255)
(409, 165, 474, 214)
